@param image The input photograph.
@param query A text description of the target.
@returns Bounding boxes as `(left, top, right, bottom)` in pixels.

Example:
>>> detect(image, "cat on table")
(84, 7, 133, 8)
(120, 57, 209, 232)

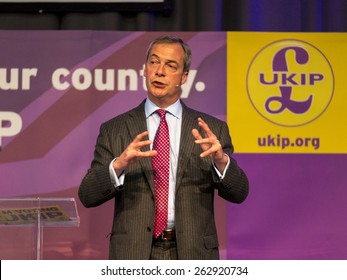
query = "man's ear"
(181, 71, 189, 85)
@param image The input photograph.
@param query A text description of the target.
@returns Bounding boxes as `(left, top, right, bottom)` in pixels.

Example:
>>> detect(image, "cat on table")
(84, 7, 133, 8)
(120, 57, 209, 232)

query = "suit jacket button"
(147, 227, 151, 232)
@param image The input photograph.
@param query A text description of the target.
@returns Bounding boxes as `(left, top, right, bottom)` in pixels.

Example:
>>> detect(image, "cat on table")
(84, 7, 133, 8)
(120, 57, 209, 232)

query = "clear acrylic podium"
(0, 197, 80, 260)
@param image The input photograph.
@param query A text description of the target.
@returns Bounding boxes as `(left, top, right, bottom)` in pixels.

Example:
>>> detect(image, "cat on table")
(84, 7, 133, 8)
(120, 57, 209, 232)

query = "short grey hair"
(145, 35, 192, 73)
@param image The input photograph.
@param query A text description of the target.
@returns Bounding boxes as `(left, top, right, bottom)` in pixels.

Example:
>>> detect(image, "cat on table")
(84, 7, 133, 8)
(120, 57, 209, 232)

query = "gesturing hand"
(192, 118, 228, 173)
(113, 131, 157, 176)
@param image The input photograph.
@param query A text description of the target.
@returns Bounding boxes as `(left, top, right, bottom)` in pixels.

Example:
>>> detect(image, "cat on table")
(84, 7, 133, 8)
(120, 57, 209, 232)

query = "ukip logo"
(247, 39, 334, 127)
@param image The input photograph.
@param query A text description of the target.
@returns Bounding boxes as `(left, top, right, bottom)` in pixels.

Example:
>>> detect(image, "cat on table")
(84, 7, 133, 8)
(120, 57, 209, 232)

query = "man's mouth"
(152, 81, 166, 88)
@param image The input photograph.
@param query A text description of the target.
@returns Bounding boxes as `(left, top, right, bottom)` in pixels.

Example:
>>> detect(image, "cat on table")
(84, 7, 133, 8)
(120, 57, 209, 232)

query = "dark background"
(0, 0, 346, 32)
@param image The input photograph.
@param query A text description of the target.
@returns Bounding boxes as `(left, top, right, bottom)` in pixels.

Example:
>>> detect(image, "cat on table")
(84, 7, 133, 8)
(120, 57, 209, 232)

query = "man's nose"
(155, 63, 166, 76)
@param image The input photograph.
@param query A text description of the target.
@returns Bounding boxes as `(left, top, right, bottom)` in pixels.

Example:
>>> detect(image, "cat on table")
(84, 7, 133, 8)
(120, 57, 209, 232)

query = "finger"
(135, 149, 157, 158)
(192, 128, 203, 140)
(200, 145, 222, 158)
(194, 137, 214, 145)
(200, 147, 217, 158)
(134, 139, 152, 149)
(134, 131, 149, 142)
(197, 118, 215, 138)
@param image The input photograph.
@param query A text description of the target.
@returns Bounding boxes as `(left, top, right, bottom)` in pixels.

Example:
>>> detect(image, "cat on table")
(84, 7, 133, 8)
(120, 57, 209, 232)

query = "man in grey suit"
(78, 35, 249, 260)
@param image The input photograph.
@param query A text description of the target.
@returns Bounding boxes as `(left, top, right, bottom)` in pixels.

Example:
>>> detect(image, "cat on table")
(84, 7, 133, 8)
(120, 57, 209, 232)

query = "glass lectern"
(0, 197, 80, 260)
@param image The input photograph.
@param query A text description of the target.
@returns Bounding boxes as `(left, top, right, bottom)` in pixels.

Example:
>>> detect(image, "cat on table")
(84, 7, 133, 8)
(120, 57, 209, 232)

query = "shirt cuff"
(213, 153, 230, 180)
(109, 158, 125, 189)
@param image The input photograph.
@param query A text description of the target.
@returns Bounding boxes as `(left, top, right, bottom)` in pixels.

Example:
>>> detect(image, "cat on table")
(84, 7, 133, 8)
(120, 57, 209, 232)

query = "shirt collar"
(145, 98, 182, 119)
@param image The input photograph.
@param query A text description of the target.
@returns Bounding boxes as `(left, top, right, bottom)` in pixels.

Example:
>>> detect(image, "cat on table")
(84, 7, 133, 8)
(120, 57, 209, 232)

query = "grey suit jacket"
(78, 99, 249, 260)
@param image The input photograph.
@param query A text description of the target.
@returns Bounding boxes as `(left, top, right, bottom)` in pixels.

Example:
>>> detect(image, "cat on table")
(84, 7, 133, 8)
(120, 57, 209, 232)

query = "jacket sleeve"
(78, 123, 120, 208)
(213, 121, 249, 204)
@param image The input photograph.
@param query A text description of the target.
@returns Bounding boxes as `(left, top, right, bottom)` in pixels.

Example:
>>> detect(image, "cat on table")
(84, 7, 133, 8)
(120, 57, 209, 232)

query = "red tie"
(152, 109, 170, 238)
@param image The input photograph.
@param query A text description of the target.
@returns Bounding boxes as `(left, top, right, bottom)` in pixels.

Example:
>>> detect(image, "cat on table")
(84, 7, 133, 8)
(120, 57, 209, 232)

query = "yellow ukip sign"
(227, 32, 347, 153)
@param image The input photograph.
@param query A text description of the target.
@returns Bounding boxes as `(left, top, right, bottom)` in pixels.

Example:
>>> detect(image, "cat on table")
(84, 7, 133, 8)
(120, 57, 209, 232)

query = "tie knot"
(156, 109, 167, 119)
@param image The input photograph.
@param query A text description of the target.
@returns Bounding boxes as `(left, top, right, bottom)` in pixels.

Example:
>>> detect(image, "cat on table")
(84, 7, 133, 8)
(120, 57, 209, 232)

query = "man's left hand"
(192, 117, 228, 173)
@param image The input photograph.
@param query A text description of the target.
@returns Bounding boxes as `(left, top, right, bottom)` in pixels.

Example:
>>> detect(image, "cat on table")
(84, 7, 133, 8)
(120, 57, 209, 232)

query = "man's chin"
(150, 89, 167, 98)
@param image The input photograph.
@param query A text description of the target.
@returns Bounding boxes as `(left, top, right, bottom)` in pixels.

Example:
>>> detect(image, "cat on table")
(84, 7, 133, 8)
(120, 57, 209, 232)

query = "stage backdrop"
(0, 31, 346, 260)
(0, 31, 228, 259)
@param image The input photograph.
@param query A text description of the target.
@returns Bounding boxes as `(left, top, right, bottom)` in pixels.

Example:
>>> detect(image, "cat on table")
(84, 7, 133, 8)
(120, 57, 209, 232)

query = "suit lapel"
(126, 100, 155, 195)
(176, 104, 200, 193)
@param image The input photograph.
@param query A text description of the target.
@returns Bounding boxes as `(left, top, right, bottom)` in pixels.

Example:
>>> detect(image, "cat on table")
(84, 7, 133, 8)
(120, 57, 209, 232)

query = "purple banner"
(228, 153, 347, 260)
(0, 31, 227, 259)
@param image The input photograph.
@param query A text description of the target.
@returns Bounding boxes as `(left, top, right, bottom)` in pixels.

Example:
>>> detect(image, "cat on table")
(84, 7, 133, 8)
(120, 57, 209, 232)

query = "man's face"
(144, 43, 188, 108)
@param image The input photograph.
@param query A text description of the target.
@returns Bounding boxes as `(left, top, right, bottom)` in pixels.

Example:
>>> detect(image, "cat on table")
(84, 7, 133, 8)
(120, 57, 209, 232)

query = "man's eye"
(150, 60, 159, 65)
(168, 64, 177, 70)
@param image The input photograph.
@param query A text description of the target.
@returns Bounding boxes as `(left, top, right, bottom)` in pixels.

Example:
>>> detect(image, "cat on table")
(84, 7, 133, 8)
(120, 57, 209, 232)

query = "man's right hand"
(112, 131, 157, 177)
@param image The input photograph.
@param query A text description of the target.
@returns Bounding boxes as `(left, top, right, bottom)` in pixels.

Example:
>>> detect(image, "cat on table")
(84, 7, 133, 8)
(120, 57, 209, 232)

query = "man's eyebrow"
(149, 54, 160, 59)
(149, 53, 179, 65)
(166, 59, 179, 65)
